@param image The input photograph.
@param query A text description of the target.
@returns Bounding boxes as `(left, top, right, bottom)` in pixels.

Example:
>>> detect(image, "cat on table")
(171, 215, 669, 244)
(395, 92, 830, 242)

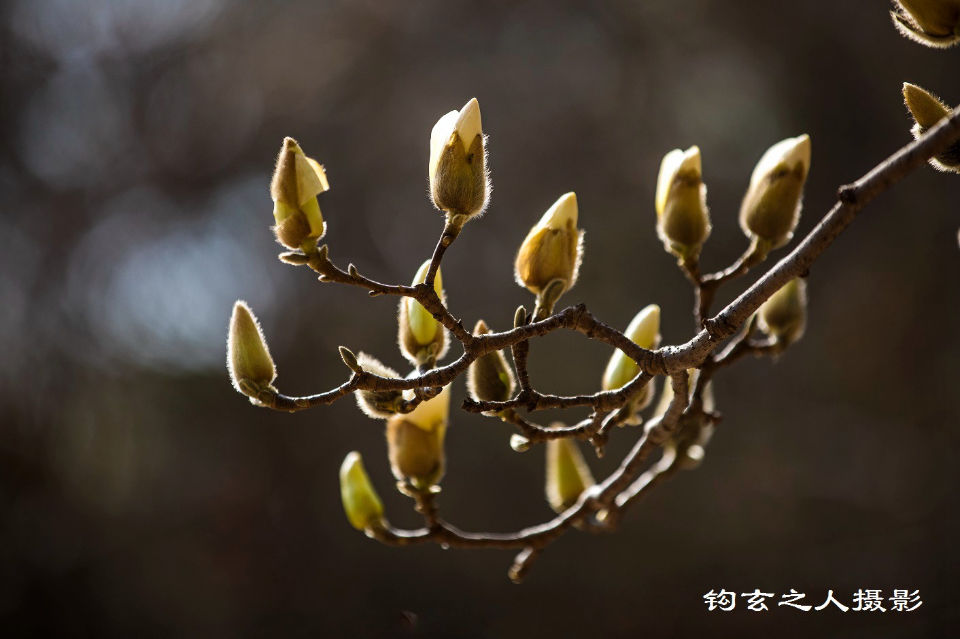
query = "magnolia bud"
(339, 451, 386, 530)
(758, 277, 807, 345)
(466, 320, 517, 404)
(655, 146, 711, 262)
(353, 353, 405, 419)
(515, 192, 584, 297)
(545, 437, 594, 513)
(270, 137, 330, 252)
(739, 135, 811, 250)
(227, 301, 276, 399)
(891, 0, 960, 48)
(903, 83, 960, 173)
(398, 260, 448, 366)
(602, 304, 661, 422)
(429, 98, 490, 221)
(386, 384, 450, 490)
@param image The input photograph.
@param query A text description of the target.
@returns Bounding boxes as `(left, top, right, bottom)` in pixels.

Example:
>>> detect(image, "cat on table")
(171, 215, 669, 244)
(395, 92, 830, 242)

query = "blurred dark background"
(1, 1, 957, 637)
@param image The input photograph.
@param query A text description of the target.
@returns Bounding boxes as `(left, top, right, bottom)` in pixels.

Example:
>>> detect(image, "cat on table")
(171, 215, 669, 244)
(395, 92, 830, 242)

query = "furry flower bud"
(655, 146, 711, 262)
(227, 301, 276, 398)
(466, 320, 516, 404)
(891, 0, 960, 48)
(385, 385, 450, 490)
(903, 83, 960, 172)
(339, 452, 385, 531)
(270, 137, 330, 252)
(545, 437, 594, 513)
(758, 277, 808, 346)
(514, 192, 584, 296)
(353, 353, 405, 419)
(398, 261, 448, 366)
(429, 98, 489, 220)
(739, 135, 811, 250)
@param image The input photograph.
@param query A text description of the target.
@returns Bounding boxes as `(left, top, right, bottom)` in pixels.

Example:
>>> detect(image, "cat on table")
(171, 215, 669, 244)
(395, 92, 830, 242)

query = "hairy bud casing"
(227, 301, 276, 398)
(891, 0, 960, 48)
(353, 352, 405, 419)
(429, 98, 490, 220)
(903, 83, 960, 172)
(655, 146, 711, 262)
(466, 320, 516, 404)
(758, 277, 808, 345)
(739, 135, 811, 250)
(514, 192, 584, 297)
(270, 137, 330, 252)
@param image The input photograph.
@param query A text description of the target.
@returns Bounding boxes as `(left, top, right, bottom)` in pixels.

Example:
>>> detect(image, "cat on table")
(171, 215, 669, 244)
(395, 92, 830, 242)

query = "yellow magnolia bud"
(339, 451, 386, 530)
(758, 277, 807, 345)
(227, 301, 276, 398)
(655, 146, 711, 262)
(353, 352, 404, 419)
(270, 137, 330, 252)
(602, 304, 661, 393)
(429, 98, 489, 221)
(545, 437, 594, 513)
(397, 260, 448, 366)
(903, 83, 960, 173)
(402, 382, 451, 432)
(891, 0, 960, 48)
(739, 135, 811, 250)
(514, 192, 584, 297)
(466, 320, 516, 404)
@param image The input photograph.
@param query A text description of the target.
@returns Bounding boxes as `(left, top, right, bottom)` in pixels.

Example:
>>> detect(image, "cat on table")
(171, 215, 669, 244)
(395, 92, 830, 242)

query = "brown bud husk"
(270, 137, 329, 251)
(903, 83, 960, 172)
(353, 353, 405, 419)
(466, 320, 516, 403)
(891, 0, 960, 48)
(227, 301, 276, 397)
(386, 416, 447, 490)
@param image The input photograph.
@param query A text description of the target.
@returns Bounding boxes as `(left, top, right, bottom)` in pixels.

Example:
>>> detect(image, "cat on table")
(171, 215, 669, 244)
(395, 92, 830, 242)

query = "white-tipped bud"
(339, 452, 385, 530)
(758, 277, 808, 346)
(466, 320, 517, 404)
(545, 437, 594, 513)
(398, 260, 448, 366)
(891, 0, 960, 48)
(739, 135, 811, 250)
(903, 83, 960, 173)
(353, 353, 405, 419)
(655, 146, 711, 262)
(270, 137, 330, 252)
(227, 301, 276, 399)
(429, 98, 490, 220)
(515, 192, 584, 297)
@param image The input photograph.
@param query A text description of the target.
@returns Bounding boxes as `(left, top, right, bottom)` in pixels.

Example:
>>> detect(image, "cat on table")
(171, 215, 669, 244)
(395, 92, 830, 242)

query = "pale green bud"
(739, 135, 811, 250)
(545, 437, 594, 513)
(655, 146, 711, 262)
(227, 301, 276, 398)
(270, 137, 329, 251)
(514, 192, 584, 296)
(903, 83, 960, 173)
(602, 304, 661, 392)
(429, 98, 489, 220)
(466, 319, 516, 404)
(891, 0, 960, 48)
(398, 260, 448, 366)
(339, 451, 386, 530)
(353, 352, 405, 419)
(758, 277, 807, 345)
